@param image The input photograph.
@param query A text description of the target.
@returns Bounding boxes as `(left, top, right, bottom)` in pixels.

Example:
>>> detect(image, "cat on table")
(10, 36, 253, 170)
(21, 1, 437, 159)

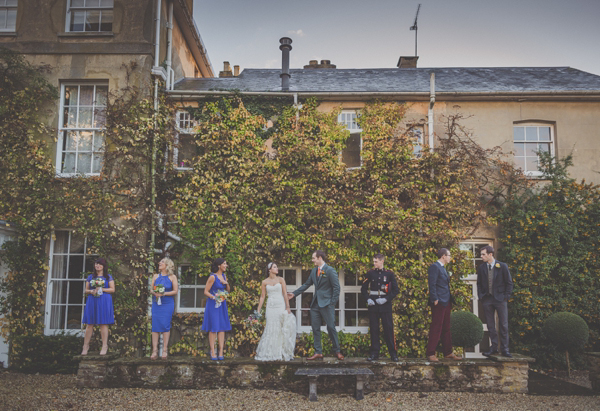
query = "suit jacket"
(476, 260, 513, 302)
(428, 261, 451, 306)
(293, 264, 340, 308)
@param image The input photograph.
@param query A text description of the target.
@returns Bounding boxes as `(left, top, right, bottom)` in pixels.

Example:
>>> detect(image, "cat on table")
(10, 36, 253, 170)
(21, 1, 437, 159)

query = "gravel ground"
(1, 372, 598, 411)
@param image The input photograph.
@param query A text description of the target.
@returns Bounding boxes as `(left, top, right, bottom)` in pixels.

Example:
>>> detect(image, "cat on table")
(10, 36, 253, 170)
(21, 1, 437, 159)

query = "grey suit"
(293, 264, 341, 354)
(476, 260, 513, 353)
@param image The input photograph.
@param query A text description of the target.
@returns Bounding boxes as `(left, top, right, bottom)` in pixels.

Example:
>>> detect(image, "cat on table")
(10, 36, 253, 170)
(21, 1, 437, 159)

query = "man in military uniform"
(361, 254, 400, 361)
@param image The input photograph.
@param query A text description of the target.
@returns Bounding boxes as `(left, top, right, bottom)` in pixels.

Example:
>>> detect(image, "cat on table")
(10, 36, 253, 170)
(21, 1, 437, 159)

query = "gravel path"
(1, 372, 598, 411)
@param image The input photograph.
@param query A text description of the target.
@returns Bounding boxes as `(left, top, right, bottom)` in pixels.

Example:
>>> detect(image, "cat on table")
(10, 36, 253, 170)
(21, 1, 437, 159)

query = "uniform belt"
(370, 292, 387, 296)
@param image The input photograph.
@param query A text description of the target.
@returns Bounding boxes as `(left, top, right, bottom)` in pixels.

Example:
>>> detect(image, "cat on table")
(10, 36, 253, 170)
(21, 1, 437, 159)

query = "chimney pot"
(279, 37, 293, 91)
(219, 61, 234, 77)
(234, 65, 240, 76)
(397, 56, 419, 68)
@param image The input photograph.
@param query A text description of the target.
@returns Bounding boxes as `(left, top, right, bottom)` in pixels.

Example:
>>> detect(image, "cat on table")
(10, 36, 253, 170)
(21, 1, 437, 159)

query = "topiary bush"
(542, 312, 589, 375)
(451, 311, 484, 349)
(10, 334, 83, 374)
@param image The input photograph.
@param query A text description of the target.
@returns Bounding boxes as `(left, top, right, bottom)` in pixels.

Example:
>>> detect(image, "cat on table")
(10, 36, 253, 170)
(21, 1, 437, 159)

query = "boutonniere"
(495, 263, 500, 268)
(448, 271, 453, 277)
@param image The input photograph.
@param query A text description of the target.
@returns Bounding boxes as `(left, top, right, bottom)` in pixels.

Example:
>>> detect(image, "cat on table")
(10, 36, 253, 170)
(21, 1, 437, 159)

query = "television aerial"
(409, 4, 421, 57)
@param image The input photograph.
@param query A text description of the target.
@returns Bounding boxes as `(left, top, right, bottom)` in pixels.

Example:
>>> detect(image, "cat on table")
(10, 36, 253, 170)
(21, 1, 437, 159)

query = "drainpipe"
(165, 1, 174, 89)
(279, 37, 292, 91)
(154, 0, 161, 68)
(428, 71, 435, 151)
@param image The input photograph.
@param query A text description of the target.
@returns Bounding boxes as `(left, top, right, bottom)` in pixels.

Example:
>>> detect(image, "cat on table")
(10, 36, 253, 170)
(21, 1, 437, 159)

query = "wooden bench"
(295, 367, 374, 401)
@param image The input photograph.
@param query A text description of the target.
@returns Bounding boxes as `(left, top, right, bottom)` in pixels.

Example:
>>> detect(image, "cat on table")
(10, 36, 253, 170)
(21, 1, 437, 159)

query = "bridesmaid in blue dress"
(202, 258, 232, 360)
(81, 257, 115, 356)
(151, 257, 179, 360)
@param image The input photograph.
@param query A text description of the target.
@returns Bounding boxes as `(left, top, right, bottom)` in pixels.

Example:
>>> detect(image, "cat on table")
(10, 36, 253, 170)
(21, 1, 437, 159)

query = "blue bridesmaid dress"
(82, 274, 115, 325)
(201, 274, 232, 332)
(151, 274, 175, 332)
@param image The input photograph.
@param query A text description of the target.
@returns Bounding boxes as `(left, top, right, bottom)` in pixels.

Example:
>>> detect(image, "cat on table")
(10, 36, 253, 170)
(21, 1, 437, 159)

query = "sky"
(193, 0, 600, 76)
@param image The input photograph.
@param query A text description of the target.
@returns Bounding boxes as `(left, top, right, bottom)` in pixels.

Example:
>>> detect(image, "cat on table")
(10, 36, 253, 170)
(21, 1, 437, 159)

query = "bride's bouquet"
(153, 284, 166, 305)
(244, 310, 263, 332)
(90, 277, 105, 297)
(214, 290, 229, 308)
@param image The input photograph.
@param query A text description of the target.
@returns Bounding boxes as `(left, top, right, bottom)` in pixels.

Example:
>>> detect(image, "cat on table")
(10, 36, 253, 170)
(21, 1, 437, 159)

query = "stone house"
(167, 38, 600, 357)
(0, 0, 213, 365)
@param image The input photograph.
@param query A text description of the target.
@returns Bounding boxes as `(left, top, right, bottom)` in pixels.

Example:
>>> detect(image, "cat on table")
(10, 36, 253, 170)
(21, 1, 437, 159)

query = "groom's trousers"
(310, 305, 340, 354)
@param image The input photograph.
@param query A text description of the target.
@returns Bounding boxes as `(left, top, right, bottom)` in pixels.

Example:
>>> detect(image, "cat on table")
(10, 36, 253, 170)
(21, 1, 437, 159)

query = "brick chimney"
(234, 65, 240, 76)
(304, 59, 337, 69)
(219, 61, 233, 77)
(397, 56, 418, 68)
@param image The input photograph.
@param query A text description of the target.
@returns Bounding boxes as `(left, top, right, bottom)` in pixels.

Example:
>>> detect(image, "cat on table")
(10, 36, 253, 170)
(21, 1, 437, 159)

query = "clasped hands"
(367, 298, 387, 306)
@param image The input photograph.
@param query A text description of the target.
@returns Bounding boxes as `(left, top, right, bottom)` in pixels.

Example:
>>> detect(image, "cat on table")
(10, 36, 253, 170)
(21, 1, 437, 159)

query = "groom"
(288, 250, 344, 360)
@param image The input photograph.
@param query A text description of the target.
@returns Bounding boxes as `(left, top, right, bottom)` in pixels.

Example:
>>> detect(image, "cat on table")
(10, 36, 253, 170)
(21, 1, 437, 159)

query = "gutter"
(173, 0, 214, 77)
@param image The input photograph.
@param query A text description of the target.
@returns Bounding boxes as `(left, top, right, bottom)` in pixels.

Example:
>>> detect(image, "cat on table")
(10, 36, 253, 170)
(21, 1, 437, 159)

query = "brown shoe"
(307, 353, 324, 360)
(426, 355, 439, 362)
(336, 352, 345, 360)
(445, 353, 462, 360)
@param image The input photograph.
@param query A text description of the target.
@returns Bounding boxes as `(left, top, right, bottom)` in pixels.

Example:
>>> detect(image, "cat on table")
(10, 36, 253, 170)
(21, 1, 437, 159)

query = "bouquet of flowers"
(90, 277, 105, 297)
(214, 290, 229, 308)
(153, 284, 166, 305)
(244, 310, 263, 333)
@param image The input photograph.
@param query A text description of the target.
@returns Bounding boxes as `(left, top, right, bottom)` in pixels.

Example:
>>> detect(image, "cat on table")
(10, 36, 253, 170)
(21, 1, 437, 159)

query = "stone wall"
(586, 352, 600, 393)
(76, 354, 534, 394)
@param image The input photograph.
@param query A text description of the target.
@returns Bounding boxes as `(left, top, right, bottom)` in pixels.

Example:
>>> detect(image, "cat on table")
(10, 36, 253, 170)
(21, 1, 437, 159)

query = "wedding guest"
(151, 257, 178, 360)
(81, 257, 115, 356)
(202, 258, 232, 360)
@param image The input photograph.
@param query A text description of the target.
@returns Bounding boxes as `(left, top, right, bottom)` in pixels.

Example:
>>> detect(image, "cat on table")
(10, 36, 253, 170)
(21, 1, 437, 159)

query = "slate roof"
(173, 67, 600, 94)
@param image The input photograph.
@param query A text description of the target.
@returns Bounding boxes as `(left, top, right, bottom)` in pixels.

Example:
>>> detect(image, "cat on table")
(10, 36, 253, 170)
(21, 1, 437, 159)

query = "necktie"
(317, 268, 321, 277)
(488, 264, 494, 294)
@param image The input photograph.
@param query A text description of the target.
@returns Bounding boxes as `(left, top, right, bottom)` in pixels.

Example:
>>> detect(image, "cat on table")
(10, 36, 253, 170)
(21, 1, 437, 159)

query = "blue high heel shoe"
(210, 355, 218, 361)
(218, 356, 224, 361)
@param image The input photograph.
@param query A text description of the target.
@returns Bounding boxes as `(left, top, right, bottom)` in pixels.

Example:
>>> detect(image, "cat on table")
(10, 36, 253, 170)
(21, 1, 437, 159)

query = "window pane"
(301, 270, 310, 283)
(92, 131, 104, 151)
(345, 311, 356, 326)
(459, 243, 473, 252)
(99, 10, 112, 31)
(84, 255, 96, 274)
(85, 0, 100, 6)
(344, 270, 357, 286)
(538, 127, 551, 141)
(53, 232, 70, 253)
(301, 310, 311, 326)
(525, 143, 538, 157)
(358, 311, 369, 326)
(357, 293, 367, 308)
(64, 86, 79, 106)
(51, 281, 68, 303)
(62, 152, 76, 173)
(198, 275, 208, 286)
(514, 157, 525, 170)
(64, 106, 78, 128)
(7, 1, 19, 7)
(179, 266, 195, 285)
(288, 297, 296, 309)
(100, 0, 114, 6)
(513, 143, 524, 157)
(72, 0, 85, 7)
(85, 10, 100, 31)
(68, 281, 84, 303)
(196, 288, 207, 309)
(302, 292, 313, 308)
(70, 11, 85, 31)
(50, 305, 66, 329)
(95, 86, 108, 106)
(6, 9, 16, 30)
(538, 143, 550, 154)
(51, 256, 69, 279)
(91, 154, 102, 174)
(345, 293, 357, 309)
(0, 11, 6, 30)
(66, 305, 82, 329)
(525, 157, 539, 172)
(513, 127, 524, 141)
(70, 234, 85, 253)
(68, 256, 84, 278)
(180, 288, 195, 308)
(284, 269, 296, 286)
(79, 86, 94, 105)
(77, 153, 92, 174)
(525, 127, 538, 141)
(93, 107, 106, 128)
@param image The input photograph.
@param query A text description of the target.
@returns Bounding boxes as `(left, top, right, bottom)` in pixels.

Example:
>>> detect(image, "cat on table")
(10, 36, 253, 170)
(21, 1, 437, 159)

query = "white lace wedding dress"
(255, 282, 296, 361)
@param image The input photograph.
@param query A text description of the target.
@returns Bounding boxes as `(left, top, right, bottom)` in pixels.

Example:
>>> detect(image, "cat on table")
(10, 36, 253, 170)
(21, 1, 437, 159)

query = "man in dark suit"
(425, 248, 462, 362)
(288, 250, 344, 360)
(361, 253, 400, 362)
(477, 245, 514, 357)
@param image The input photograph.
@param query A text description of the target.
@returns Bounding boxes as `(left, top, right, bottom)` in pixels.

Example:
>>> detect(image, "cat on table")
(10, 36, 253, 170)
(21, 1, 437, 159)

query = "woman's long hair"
(94, 257, 108, 278)
(160, 257, 175, 276)
(266, 262, 276, 278)
(211, 258, 226, 273)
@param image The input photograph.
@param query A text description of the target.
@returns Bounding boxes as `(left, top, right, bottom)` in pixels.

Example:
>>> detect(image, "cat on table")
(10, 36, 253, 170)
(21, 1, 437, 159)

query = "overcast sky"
(193, 0, 600, 76)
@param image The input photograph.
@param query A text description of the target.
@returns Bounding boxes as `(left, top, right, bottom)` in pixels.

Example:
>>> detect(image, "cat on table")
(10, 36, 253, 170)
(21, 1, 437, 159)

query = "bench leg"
(308, 376, 318, 402)
(355, 375, 366, 400)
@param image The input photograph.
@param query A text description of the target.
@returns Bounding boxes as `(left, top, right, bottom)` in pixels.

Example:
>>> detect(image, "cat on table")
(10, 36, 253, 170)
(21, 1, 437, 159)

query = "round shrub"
(451, 311, 484, 348)
(542, 312, 589, 351)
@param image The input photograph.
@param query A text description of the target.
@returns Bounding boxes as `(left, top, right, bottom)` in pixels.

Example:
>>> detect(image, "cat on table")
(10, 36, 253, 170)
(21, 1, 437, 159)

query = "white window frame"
(173, 111, 197, 171)
(176, 264, 207, 313)
(0, 0, 17, 32)
(338, 110, 362, 169)
(282, 265, 368, 335)
(459, 239, 494, 358)
(513, 123, 555, 178)
(44, 231, 97, 336)
(56, 82, 108, 177)
(65, 0, 113, 33)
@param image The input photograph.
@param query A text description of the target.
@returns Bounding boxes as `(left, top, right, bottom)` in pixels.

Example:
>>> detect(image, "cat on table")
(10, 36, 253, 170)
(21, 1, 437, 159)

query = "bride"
(255, 262, 296, 361)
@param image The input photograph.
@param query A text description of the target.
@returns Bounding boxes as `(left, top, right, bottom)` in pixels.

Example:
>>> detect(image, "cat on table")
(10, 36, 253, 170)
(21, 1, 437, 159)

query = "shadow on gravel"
(528, 370, 595, 396)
